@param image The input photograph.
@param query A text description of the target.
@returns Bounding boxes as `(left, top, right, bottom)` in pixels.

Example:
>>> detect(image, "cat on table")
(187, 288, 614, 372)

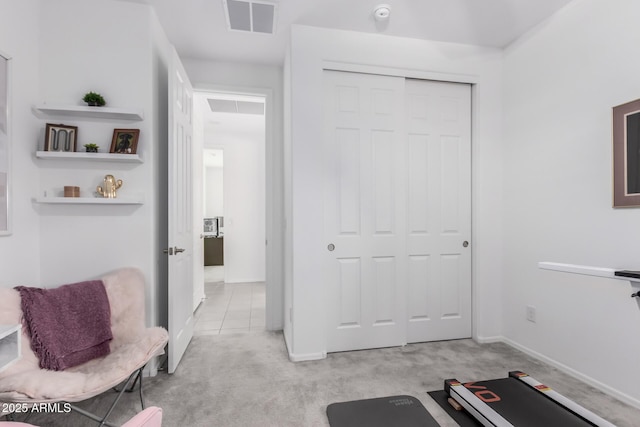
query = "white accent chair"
(0, 268, 168, 427)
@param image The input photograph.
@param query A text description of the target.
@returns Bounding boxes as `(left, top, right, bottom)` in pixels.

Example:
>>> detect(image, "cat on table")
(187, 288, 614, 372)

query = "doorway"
(193, 91, 267, 335)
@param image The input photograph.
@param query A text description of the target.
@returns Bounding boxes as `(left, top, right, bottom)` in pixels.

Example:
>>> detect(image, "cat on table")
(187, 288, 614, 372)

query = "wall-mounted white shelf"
(35, 104, 143, 121)
(36, 151, 143, 163)
(539, 261, 640, 304)
(539, 262, 640, 286)
(0, 325, 21, 374)
(35, 196, 143, 205)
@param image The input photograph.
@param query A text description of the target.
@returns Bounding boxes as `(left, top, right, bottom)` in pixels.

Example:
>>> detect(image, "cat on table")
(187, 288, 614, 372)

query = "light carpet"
(10, 331, 640, 426)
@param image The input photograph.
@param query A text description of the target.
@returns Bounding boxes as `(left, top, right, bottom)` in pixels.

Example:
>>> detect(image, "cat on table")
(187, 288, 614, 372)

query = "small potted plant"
(82, 91, 106, 107)
(83, 143, 99, 153)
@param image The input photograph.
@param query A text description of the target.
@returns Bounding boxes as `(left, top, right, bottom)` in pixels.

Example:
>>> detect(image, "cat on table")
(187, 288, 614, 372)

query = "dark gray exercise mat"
(326, 395, 440, 427)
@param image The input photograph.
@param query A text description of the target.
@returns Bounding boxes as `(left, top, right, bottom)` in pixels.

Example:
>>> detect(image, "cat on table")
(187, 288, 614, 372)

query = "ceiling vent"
(223, 0, 277, 35)
(207, 98, 265, 115)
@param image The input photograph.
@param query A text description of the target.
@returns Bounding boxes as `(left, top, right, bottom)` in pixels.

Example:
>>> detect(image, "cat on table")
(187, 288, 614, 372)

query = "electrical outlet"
(526, 305, 537, 323)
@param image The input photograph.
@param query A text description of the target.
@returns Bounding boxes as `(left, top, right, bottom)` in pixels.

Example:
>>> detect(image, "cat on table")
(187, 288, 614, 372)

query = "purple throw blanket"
(15, 280, 113, 371)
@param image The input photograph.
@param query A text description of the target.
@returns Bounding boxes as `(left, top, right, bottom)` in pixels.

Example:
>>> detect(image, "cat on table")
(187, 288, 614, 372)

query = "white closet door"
(405, 78, 472, 343)
(324, 70, 407, 353)
(323, 72, 472, 353)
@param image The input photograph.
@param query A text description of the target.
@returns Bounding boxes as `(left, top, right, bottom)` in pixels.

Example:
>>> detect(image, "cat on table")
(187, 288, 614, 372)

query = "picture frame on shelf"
(44, 123, 77, 152)
(110, 128, 139, 154)
(613, 98, 640, 207)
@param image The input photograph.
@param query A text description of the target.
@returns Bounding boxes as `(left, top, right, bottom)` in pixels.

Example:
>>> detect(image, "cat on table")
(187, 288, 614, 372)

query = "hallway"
(194, 266, 265, 335)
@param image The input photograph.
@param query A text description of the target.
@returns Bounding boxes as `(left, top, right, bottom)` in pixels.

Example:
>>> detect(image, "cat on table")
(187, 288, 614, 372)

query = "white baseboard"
(474, 335, 503, 344)
(288, 351, 326, 362)
(283, 331, 326, 362)
(143, 355, 160, 377)
(500, 336, 640, 410)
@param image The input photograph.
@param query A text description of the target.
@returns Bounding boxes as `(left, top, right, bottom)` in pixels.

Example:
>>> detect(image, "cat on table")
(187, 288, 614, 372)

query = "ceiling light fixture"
(373, 4, 391, 22)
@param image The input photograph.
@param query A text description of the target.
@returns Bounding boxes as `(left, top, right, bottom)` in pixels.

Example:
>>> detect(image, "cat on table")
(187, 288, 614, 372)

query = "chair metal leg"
(70, 367, 141, 427)
(6, 367, 147, 426)
(138, 370, 145, 410)
(70, 404, 118, 427)
(113, 367, 145, 409)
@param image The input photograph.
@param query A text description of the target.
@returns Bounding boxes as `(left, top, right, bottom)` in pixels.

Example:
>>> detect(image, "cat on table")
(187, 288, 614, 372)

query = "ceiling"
(122, 0, 575, 138)
(194, 91, 266, 147)
(122, 0, 575, 65)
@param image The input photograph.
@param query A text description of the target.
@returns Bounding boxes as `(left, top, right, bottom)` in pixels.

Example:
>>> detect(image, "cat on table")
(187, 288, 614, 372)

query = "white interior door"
(324, 70, 407, 353)
(167, 46, 194, 374)
(405, 79, 472, 343)
(192, 93, 205, 311)
(324, 71, 472, 353)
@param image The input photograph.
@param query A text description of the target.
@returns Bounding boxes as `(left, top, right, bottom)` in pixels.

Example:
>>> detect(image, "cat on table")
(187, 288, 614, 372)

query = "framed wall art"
(110, 129, 139, 154)
(613, 98, 640, 207)
(44, 123, 78, 152)
(0, 51, 11, 235)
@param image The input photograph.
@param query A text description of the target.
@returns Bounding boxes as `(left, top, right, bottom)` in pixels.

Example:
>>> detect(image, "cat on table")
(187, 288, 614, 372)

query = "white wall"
(0, 0, 172, 342)
(283, 52, 293, 348)
(35, 1, 160, 324)
(204, 125, 266, 283)
(149, 6, 172, 332)
(502, 0, 640, 406)
(204, 166, 223, 217)
(0, 0, 42, 285)
(183, 59, 284, 329)
(286, 25, 504, 360)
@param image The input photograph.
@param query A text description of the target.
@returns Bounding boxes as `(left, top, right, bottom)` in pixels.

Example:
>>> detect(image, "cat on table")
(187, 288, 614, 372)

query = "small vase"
(86, 147, 98, 153)
(87, 101, 99, 107)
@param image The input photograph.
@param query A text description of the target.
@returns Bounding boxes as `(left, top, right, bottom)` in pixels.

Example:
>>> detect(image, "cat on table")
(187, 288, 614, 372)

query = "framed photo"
(110, 129, 139, 154)
(44, 123, 77, 152)
(613, 98, 640, 207)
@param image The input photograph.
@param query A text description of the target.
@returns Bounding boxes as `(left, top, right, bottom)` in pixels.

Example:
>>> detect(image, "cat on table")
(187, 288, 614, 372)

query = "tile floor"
(194, 266, 266, 335)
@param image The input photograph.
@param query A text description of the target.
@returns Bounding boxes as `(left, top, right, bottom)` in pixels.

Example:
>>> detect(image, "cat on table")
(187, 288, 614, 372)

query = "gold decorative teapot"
(97, 174, 123, 198)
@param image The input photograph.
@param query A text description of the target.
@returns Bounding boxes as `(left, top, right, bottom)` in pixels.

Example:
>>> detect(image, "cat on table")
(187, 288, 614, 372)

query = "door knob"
(327, 243, 335, 251)
(463, 241, 469, 248)
(174, 247, 186, 254)
(163, 247, 174, 255)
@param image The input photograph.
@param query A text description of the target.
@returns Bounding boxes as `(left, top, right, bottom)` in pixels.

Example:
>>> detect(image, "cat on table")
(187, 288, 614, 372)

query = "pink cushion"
(122, 407, 163, 427)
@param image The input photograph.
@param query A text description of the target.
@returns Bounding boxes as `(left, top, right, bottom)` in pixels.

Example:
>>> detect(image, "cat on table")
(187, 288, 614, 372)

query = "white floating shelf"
(36, 151, 142, 163)
(35, 196, 143, 205)
(539, 262, 640, 283)
(35, 104, 144, 121)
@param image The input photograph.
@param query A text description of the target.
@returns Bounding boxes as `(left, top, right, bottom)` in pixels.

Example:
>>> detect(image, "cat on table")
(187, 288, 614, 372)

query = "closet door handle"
(174, 247, 186, 254)
(327, 243, 335, 252)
